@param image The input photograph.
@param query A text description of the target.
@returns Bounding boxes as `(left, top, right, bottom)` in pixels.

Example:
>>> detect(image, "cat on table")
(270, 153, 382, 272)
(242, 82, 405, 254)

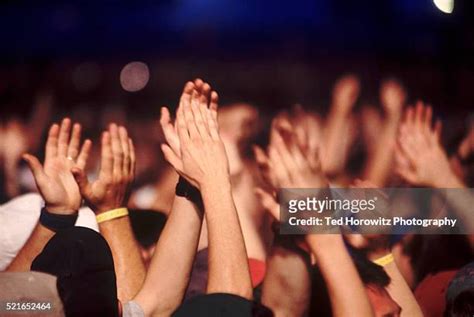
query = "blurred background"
(1, 0, 473, 118)
(0, 0, 473, 203)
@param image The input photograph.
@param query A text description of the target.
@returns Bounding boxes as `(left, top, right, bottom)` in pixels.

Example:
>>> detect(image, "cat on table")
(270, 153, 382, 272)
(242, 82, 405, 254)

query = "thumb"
(23, 154, 46, 184)
(161, 143, 183, 172)
(71, 167, 92, 197)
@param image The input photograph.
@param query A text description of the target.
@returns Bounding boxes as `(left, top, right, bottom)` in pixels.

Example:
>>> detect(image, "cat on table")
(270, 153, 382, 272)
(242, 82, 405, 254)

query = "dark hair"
(408, 235, 474, 284)
(309, 248, 390, 316)
(352, 249, 391, 289)
(444, 289, 474, 317)
(129, 209, 167, 248)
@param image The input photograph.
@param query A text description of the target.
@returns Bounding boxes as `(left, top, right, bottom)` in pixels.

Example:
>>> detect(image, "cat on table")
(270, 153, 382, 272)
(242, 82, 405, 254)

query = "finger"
(209, 91, 219, 112)
(160, 106, 180, 153)
(288, 133, 309, 170)
(67, 123, 82, 159)
(109, 124, 124, 179)
(194, 78, 204, 93)
(45, 123, 60, 161)
(207, 108, 220, 140)
(307, 146, 322, 172)
(129, 138, 136, 179)
(255, 187, 280, 220)
(396, 165, 418, 185)
(414, 101, 424, 129)
(76, 139, 92, 170)
(198, 92, 211, 130)
(200, 82, 211, 106)
(423, 106, 433, 131)
(71, 167, 92, 198)
(57, 118, 72, 157)
(176, 104, 190, 147)
(398, 134, 418, 164)
(253, 145, 269, 166)
(23, 154, 46, 185)
(161, 143, 183, 172)
(404, 106, 414, 127)
(178, 81, 194, 111)
(100, 131, 113, 180)
(191, 91, 210, 139)
(253, 145, 274, 186)
(273, 131, 298, 172)
(183, 90, 201, 139)
(434, 119, 442, 142)
(269, 145, 291, 187)
(118, 126, 130, 177)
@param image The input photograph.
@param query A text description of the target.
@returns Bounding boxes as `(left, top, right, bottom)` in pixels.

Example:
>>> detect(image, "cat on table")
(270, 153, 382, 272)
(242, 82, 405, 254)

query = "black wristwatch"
(175, 177, 203, 208)
(39, 207, 78, 232)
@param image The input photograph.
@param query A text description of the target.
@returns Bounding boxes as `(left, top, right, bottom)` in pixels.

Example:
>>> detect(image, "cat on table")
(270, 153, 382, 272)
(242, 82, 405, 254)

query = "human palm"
(23, 118, 91, 214)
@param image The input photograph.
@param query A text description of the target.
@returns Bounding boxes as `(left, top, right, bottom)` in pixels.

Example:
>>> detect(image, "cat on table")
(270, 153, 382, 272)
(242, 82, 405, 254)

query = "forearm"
(383, 261, 423, 317)
(261, 244, 311, 317)
(201, 179, 253, 299)
(322, 109, 351, 174)
(441, 188, 474, 232)
(134, 196, 203, 316)
(306, 234, 374, 317)
(363, 117, 400, 186)
(99, 216, 146, 302)
(6, 223, 54, 272)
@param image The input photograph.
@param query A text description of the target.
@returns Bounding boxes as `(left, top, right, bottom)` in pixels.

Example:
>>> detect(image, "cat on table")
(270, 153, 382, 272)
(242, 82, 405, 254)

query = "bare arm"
(163, 80, 253, 299)
(6, 119, 91, 271)
(383, 260, 423, 317)
(134, 195, 203, 316)
(99, 216, 146, 301)
(259, 123, 373, 317)
(6, 224, 54, 271)
(363, 80, 405, 186)
(72, 124, 146, 301)
(307, 234, 374, 317)
(321, 75, 359, 175)
(134, 81, 207, 316)
(201, 180, 253, 298)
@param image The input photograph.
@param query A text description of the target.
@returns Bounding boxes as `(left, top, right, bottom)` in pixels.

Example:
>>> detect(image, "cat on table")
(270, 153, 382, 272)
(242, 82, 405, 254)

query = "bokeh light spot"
(120, 61, 150, 92)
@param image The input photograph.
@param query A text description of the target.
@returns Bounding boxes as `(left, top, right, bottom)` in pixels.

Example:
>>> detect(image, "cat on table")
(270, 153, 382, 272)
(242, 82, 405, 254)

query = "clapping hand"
(395, 101, 462, 187)
(160, 79, 225, 189)
(71, 124, 135, 214)
(23, 118, 91, 214)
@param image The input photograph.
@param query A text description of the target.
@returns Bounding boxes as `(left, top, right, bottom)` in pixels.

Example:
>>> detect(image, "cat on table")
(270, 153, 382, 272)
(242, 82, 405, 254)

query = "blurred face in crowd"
(218, 103, 259, 175)
(366, 285, 401, 317)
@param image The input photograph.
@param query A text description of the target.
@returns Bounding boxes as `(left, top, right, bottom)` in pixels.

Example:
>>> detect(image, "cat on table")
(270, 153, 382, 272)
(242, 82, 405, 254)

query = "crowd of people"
(0, 76, 473, 317)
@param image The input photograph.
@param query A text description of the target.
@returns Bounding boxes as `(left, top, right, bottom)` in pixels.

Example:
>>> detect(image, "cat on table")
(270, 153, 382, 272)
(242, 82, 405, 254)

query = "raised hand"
(332, 74, 360, 112)
(176, 91, 228, 188)
(71, 124, 135, 214)
(160, 79, 218, 164)
(270, 127, 327, 189)
(160, 79, 224, 188)
(395, 102, 463, 188)
(380, 79, 406, 117)
(456, 125, 474, 162)
(23, 118, 91, 214)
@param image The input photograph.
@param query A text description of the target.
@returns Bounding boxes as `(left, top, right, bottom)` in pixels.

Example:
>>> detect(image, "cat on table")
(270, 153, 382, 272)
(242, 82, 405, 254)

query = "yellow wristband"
(96, 208, 129, 224)
(373, 253, 394, 267)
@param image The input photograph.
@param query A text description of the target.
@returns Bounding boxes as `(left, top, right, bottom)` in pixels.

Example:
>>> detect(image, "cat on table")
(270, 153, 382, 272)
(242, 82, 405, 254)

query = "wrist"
(45, 204, 78, 215)
(96, 207, 129, 224)
(199, 176, 232, 193)
(432, 173, 464, 189)
(40, 207, 78, 232)
(93, 203, 124, 215)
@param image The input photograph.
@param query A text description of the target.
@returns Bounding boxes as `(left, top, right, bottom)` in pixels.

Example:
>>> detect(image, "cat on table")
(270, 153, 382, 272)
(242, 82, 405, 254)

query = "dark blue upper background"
(1, 0, 471, 60)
